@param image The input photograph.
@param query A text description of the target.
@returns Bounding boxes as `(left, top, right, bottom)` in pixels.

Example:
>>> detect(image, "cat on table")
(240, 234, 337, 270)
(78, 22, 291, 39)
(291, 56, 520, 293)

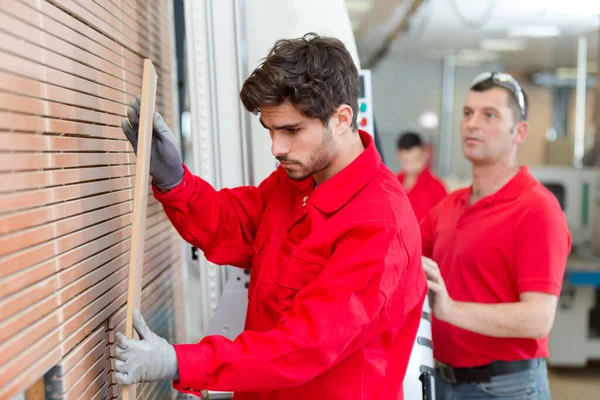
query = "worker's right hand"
(121, 95, 184, 190)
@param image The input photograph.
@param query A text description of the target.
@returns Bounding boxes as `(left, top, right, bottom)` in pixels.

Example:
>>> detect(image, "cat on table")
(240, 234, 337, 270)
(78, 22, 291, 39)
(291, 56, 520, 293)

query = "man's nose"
(271, 132, 290, 157)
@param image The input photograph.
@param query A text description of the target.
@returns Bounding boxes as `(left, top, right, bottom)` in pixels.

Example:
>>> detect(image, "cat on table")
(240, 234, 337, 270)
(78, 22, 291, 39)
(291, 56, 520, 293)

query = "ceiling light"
(523, 0, 600, 15)
(508, 25, 561, 38)
(345, 0, 374, 13)
(480, 38, 527, 52)
(456, 49, 499, 63)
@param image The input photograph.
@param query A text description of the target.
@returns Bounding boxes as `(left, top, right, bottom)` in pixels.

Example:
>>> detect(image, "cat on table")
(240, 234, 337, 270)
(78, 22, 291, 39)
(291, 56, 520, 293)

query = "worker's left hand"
(114, 309, 179, 385)
(422, 256, 455, 322)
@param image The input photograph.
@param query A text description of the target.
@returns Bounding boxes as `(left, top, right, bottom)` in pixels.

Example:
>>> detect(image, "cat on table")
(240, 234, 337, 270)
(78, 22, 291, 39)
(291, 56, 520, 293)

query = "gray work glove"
(114, 309, 180, 385)
(121, 95, 184, 190)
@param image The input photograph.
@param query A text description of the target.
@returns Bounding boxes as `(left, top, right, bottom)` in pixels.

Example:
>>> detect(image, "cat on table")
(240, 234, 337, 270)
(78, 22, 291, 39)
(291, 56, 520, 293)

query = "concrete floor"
(549, 363, 600, 400)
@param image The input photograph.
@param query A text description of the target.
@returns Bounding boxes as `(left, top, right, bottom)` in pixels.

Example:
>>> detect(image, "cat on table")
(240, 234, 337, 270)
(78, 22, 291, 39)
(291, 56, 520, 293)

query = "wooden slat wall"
(0, 0, 185, 399)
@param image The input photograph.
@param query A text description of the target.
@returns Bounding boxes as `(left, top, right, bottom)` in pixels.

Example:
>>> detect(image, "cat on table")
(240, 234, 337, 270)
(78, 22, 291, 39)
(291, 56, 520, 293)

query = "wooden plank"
(2, 0, 142, 75)
(0, 32, 137, 99)
(0, 189, 133, 235)
(13, 0, 144, 65)
(0, 49, 131, 107)
(0, 69, 126, 116)
(0, 111, 126, 139)
(0, 132, 128, 153)
(0, 201, 133, 257)
(0, 93, 124, 126)
(0, 152, 132, 172)
(123, 59, 157, 400)
(60, 337, 107, 389)
(57, 326, 106, 376)
(0, 213, 169, 283)
(46, 0, 143, 56)
(0, 214, 170, 320)
(0, 346, 63, 400)
(1, 165, 134, 193)
(0, 224, 172, 336)
(62, 351, 109, 399)
(0, 178, 134, 214)
(0, 10, 143, 88)
(24, 376, 46, 400)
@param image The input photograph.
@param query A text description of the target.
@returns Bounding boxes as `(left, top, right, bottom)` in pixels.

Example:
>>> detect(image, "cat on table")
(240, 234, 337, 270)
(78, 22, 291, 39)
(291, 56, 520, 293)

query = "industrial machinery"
(530, 166, 600, 366)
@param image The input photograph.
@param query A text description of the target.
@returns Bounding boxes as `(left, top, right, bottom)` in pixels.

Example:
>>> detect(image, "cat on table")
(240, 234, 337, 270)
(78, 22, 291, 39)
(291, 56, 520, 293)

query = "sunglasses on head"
(471, 72, 526, 119)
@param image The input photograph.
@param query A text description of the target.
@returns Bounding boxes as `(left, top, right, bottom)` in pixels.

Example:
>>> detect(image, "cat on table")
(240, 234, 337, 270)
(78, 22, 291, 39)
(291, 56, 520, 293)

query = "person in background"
(396, 131, 447, 222)
(421, 72, 571, 399)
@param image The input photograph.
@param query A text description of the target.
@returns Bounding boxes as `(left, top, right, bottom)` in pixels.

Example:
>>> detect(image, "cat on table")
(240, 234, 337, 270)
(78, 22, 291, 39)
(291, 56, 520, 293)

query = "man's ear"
(332, 104, 354, 134)
(513, 121, 529, 144)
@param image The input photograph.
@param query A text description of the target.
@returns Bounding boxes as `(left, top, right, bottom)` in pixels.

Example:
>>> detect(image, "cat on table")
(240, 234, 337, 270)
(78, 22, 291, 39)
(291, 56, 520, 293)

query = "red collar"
(458, 166, 535, 205)
(285, 130, 381, 213)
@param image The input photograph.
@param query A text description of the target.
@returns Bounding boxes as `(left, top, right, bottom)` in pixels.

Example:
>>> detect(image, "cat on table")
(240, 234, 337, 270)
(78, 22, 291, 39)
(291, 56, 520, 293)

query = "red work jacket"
(154, 131, 427, 400)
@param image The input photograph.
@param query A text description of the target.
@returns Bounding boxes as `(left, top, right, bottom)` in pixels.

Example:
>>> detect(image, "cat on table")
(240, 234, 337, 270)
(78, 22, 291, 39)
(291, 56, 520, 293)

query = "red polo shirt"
(420, 167, 570, 367)
(155, 131, 427, 399)
(398, 169, 447, 222)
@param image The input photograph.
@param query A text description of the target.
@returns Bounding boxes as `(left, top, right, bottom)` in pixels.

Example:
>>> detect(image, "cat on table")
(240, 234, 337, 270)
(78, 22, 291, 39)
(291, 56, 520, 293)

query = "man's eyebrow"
(259, 118, 305, 130)
(463, 105, 501, 114)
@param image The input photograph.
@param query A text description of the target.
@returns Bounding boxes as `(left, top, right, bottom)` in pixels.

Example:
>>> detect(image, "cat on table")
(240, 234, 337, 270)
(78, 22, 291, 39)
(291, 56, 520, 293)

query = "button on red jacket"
(154, 131, 427, 400)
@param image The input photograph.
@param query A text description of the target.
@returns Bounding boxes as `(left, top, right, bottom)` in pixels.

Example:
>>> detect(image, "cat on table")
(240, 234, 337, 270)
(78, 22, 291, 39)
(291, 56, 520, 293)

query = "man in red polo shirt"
(420, 72, 571, 399)
(113, 33, 427, 399)
(396, 131, 447, 222)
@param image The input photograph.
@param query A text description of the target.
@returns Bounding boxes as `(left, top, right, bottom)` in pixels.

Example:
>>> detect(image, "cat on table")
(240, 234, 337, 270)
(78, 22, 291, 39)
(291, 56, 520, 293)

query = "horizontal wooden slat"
(1, 165, 133, 193)
(62, 348, 110, 399)
(58, 326, 106, 376)
(0, 92, 124, 126)
(92, 0, 164, 55)
(0, 211, 169, 315)
(0, 132, 129, 154)
(0, 70, 126, 116)
(0, 344, 63, 399)
(0, 212, 132, 278)
(0, 225, 172, 327)
(0, 208, 171, 294)
(0, 10, 143, 88)
(13, 0, 144, 65)
(2, 0, 142, 76)
(104, 0, 162, 48)
(0, 246, 177, 357)
(0, 112, 126, 140)
(49, 0, 143, 56)
(60, 335, 107, 390)
(0, 52, 180, 116)
(0, 32, 139, 100)
(0, 177, 134, 214)
(0, 199, 135, 257)
(0, 208, 169, 287)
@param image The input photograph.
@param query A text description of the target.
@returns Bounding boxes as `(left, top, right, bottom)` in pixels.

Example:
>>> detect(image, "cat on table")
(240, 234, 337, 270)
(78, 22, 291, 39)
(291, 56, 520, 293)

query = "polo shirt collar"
(459, 166, 535, 205)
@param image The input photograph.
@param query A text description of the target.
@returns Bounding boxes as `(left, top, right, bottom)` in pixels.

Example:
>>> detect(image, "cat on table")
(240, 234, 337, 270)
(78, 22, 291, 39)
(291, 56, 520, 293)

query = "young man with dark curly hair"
(114, 33, 427, 400)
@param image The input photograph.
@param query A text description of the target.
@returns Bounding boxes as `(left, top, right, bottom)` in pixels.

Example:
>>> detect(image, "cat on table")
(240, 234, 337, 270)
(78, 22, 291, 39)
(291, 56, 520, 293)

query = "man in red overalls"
(396, 131, 447, 222)
(114, 33, 427, 400)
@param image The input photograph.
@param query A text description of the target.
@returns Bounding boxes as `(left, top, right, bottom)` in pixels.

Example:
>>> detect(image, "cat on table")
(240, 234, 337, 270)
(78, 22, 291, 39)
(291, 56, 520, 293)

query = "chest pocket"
(276, 254, 324, 315)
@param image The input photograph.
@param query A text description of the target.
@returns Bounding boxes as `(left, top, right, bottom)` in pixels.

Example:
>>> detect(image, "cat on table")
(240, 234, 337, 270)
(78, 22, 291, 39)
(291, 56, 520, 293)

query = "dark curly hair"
(240, 33, 360, 131)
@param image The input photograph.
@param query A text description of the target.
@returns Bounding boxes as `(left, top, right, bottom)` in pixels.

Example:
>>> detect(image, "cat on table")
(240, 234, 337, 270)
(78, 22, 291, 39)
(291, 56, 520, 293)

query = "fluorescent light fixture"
(508, 25, 561, 38)
(456, 49, 499, 63)
(345, 0, 374, 13)
(480, 38, 527, 52)
(524, 0, 600, 15)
